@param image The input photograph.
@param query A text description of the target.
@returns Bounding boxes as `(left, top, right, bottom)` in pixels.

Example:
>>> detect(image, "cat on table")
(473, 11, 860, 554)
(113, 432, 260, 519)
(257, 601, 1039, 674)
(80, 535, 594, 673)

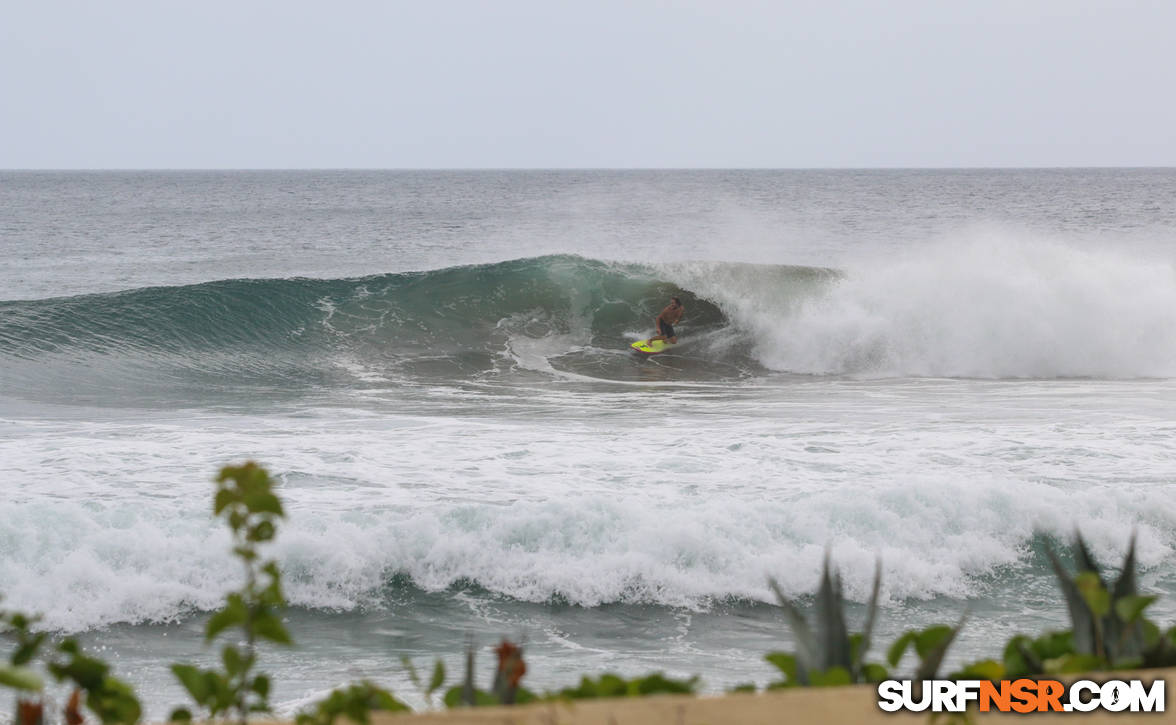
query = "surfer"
(649, 296, 684, 345)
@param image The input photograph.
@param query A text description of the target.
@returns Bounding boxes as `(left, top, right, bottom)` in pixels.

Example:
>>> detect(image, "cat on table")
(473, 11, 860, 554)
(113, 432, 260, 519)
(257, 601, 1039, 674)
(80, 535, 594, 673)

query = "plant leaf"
(1075, 572, 1111, 618)
(914, 614, 968, 681)
(809, 666, 851, 687)
(205, 596, 247, 642)
(768, 578, 818, 683)
(171, 664, 209, 704)
(813, 556, 851, 672)
(1115, 594, 1157, 624)
(856, 559, 882, 675)
(886, 631, 917, 668)
(253, 613, 293, 645)
(1111, 532, 1139, 600)
(764, 652, 797, 682)
(1043, 538, 1096, 655)
(951, 659, 1003, 680)
(428, 659, 445, 697)
(0, 665, 44, 691)
(400, 656, 421, 691)
(862, 663, 890, 683)
(1073, 533, 1104, 584)
(252, 675, 270, 699)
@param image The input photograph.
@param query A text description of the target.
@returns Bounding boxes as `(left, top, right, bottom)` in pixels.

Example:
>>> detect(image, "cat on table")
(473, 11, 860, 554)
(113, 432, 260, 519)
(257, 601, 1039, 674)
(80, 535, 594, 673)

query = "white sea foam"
(4, 391, 1175, 633)
(3, 473, 1172, 633)
(674, 233, 1176, 378)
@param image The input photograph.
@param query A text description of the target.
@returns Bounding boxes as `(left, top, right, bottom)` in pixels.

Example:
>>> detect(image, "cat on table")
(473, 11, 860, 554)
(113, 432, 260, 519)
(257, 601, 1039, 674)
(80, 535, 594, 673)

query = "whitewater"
(2, 169, 1176, 717)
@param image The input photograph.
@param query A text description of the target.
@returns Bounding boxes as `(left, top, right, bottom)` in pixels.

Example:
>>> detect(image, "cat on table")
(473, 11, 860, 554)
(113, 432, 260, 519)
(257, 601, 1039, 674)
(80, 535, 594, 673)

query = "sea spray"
(698, 237, 1176, 378)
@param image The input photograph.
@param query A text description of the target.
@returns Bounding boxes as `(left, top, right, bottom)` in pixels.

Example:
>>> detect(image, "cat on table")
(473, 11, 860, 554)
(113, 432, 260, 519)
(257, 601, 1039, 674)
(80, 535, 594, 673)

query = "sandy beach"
(356, 670, 1175, 725)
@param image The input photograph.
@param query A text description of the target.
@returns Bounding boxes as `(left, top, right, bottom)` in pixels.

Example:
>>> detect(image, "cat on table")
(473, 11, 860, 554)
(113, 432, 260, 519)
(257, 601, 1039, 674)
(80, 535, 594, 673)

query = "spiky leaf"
(428, 660, 445, 697)
(1073, 535, 1105, 581)
(1075, 572, 1111, 617)
(856, 560, 882, 676)
(1111, 534, 1139, 600)
(768, 578, 818, 683)
(1044, 541, 1096, 655)
(812, 559, 851, 671)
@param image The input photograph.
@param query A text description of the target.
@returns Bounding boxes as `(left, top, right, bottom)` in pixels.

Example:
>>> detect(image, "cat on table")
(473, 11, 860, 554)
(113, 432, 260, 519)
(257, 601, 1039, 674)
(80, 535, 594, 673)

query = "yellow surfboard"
(631, 338, 675, 355)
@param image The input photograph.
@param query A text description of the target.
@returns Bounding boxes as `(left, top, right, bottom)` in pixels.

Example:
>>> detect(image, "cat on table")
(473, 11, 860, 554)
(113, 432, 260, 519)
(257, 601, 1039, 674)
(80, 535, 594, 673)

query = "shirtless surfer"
(649, 296, 684, 345)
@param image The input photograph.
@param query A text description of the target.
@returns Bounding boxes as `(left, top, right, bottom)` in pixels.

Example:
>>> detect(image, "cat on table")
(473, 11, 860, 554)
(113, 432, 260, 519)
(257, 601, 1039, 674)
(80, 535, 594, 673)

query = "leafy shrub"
(294, 682, 410, 725)
(2, 604, 142, 725)
(169, 463, 292, 725)
(548, 672, 698, 700)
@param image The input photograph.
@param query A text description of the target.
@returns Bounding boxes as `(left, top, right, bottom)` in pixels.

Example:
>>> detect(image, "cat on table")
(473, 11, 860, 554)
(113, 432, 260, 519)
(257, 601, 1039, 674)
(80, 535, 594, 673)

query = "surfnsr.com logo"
(877, 678, 1165, 713)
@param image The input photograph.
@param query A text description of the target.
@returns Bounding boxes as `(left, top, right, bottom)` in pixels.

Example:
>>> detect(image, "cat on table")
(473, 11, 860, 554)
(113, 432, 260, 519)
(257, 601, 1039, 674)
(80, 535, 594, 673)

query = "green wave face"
(0, 255, 834, 404)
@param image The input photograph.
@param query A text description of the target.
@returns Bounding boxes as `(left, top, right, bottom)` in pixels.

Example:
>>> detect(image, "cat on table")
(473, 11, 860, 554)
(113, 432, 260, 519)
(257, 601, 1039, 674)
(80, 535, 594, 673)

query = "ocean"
(3, 169, 1176, 717)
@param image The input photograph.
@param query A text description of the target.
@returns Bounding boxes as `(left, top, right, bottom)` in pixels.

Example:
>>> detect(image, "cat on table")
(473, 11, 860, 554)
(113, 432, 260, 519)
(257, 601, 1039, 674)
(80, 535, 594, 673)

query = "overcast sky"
(3, 0, 1175, 169)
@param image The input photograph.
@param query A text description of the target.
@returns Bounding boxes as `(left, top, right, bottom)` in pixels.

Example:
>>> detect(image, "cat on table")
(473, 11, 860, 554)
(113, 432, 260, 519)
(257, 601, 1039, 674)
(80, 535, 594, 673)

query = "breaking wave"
(3, 241, 1175, 408)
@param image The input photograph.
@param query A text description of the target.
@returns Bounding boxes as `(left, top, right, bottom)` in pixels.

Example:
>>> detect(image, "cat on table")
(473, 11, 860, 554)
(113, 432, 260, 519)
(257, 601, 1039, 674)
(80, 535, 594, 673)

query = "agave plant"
(766, 555, 887, 686)
(954, 531, 1176, 679)
(1044, 532, 1152, 665)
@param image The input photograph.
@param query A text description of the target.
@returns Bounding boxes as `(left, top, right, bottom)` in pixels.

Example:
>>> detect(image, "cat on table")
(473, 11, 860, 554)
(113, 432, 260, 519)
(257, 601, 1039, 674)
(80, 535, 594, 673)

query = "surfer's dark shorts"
(658, 321, 675, 337)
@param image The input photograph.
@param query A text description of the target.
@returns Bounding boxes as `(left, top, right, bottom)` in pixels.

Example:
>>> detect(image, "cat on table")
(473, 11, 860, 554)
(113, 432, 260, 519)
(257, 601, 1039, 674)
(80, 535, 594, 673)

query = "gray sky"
(3, 0, 1175, 169)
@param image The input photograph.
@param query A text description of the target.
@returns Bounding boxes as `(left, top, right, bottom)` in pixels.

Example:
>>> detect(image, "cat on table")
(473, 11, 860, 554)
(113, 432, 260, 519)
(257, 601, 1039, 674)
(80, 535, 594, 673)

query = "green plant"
(954, 532, 1176, 679)
(548, 672, 698, 700)
(49, 640, 142, 725)
(170, 462, 292, 725)
(886, 616, 967, 680)
(2, 604, 141, 725)
(2, 607, 47, 725)
(1047, 534, 1139, 660)
(1, 608, 46, 694)
(766, 556, 888, 687)
(399, 656, 445, 709)
(1044, 532, 1152, 666)
(294, 682, 410, 725)
(424, 639, 697, 708)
